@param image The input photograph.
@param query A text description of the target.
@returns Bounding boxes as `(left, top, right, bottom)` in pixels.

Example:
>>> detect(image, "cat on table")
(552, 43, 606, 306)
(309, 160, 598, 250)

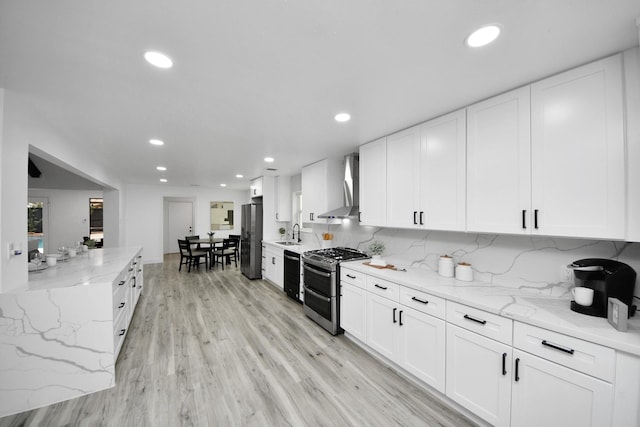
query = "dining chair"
(178, 239, 209, 272)
(228, 234, 241, 259)
(211, 238, 237, 270)
(185, 235, 201, 250)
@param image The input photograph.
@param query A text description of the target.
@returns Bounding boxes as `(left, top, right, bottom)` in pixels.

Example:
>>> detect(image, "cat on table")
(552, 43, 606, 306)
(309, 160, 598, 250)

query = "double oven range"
(302, 247, 369, 335)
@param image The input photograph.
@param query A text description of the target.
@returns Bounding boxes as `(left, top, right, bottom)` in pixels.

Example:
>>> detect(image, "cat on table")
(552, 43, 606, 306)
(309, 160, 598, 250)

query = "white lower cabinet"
(510, 349, 613, 427)
(341, 269, 624, 426)
(339, 281, 367, 342)
(446, 323, 512, 426)
(366, 291, 446, 392)
(262, 244, 284, 289)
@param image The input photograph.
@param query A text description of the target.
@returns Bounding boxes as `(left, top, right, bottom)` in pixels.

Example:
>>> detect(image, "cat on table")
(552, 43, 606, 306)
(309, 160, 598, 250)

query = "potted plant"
(368, 240, 386, 266)
(278, 227, 286, 239)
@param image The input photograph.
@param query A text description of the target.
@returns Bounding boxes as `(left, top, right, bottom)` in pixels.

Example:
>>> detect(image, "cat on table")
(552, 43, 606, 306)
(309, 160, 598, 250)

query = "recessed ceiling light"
(160, 178, 167, 183)
(144, 51, 173, 68)
(335, 113, 351, 122)
(235, 174, 244, 178)
(156, 166, 167, 171)
(220, 183, 227, 187)
(466, 25, 501, 47)
(149, 139, 164, 146)
(264, 157, 275, 163)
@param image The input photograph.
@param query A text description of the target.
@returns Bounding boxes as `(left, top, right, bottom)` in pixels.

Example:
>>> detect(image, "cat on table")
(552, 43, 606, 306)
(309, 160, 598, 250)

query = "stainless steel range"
(302, 247, 369, 335)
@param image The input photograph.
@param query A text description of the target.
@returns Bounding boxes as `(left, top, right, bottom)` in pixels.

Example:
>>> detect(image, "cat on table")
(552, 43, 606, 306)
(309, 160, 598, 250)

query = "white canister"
(68, 248, 77, 257)
(46, 255, 57, 266)
(438, 255, 454, 277)
(456, 263, 473, 281)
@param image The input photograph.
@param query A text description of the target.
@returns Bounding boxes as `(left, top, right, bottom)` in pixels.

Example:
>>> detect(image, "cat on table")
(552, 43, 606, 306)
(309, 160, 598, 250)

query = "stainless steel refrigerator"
(240, 203, 263, 279)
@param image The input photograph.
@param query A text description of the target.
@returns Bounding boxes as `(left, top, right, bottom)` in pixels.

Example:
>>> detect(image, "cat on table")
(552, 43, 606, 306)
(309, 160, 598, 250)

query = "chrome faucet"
(292, 223, 301, 243)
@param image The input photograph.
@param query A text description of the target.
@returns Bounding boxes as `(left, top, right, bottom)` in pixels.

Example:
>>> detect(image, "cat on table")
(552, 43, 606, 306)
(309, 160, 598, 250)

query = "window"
(89, 198, 103, 240)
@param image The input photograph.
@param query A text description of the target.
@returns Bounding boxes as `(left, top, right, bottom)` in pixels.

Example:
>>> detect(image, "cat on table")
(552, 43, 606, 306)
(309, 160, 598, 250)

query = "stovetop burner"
(302, 247, 369, 267)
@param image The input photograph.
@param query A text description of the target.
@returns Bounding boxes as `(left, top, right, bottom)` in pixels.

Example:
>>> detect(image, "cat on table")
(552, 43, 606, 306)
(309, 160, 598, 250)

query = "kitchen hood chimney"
(318, 153, 359, 219)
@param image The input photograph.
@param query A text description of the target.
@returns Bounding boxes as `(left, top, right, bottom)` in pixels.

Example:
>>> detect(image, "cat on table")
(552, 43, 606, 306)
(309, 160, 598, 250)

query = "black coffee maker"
(569, 258, 637, 318)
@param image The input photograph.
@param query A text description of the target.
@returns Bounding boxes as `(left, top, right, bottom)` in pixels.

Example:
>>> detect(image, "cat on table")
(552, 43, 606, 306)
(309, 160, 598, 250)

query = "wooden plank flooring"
(0, 254, 476, 427)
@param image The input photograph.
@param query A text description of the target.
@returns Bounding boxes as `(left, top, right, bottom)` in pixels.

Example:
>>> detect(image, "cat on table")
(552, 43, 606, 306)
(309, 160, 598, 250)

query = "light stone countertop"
(262, 240, 318, 254)
(20, 247, 143, 293)
(341, 260, 640, 357)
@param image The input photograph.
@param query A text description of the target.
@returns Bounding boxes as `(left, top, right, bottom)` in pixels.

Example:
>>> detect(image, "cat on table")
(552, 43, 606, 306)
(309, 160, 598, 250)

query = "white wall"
(0, 90, 122, 293)
(123, 183, 249, 264)
(28, 189, 103, 254)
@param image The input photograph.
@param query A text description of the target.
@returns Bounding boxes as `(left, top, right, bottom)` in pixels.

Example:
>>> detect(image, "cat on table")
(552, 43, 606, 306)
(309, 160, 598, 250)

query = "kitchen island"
(0, 247, 143, 417)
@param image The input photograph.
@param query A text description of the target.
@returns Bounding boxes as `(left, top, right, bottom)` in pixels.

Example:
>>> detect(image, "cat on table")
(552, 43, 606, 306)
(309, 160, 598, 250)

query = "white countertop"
(20, 247, 142, 293)
(262, 240, 317, 254)
(341, 260, 640, 357)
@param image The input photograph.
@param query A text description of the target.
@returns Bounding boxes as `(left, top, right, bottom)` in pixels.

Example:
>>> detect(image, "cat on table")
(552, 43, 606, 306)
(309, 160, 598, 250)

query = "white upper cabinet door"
(359, 137, 387, 226)
(467, 87, 532, 234)
(531, 54, 625, 239)
(386, 125, 421, 228)
(275, 175, 291, 222)
(420, 109, 466, 231)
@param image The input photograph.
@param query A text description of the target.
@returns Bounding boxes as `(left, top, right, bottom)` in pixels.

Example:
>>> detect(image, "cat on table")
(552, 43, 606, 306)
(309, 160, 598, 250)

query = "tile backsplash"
(310, 222, 640, 299)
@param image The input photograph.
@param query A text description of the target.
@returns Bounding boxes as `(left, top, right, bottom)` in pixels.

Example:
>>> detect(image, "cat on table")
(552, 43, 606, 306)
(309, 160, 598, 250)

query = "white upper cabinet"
(530, 54, 625, 239)
(359, 137, 387, 226)
(419, 109, 466, 230)
(301, 158, 343, 225)
(467, 87, 532, 234)
(275, 175, 291, 222)
(386, 110, 466, 230)
(386, 125, 421, 228)
(250, 177, 263, 198)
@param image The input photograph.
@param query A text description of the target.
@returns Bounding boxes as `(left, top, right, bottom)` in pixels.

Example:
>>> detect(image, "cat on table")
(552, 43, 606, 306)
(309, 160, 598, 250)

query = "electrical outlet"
(561, 265, 574, 283)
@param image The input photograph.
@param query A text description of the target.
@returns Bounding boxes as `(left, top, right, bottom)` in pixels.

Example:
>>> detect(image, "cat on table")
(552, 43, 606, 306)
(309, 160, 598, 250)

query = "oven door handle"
(303, 286, 331, 303)
(284, 254, 300, 262)
(303, 264, 332, 278)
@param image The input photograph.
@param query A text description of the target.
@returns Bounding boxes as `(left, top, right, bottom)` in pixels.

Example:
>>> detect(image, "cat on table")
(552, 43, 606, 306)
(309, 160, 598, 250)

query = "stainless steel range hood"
(318, 153, 359, 219)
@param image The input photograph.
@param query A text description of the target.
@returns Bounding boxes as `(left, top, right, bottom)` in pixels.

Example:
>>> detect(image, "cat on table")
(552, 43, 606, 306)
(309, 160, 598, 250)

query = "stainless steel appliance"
(318, 153, 360, 220)
(302, 247, 369, 334)
(284, 250, 301, 302)
(568, 258, 637, 318)
(240, 203, 263, 279)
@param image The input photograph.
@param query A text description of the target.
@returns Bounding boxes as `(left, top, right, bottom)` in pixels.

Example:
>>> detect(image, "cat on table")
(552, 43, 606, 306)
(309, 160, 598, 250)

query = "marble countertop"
(19, 247, 142, 293)
(341, 260, 640, 357)
(262, 240, 317, 254)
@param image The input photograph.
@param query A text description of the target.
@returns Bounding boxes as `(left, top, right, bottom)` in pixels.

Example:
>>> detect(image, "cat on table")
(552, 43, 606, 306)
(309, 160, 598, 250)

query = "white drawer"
(341, 267, 367, 289)
(112, 282, 130, 322)
(366, 276, 399, 301)
(446, 301, 513, 345)
(513, 322, 615, 382)
(399, 287, 445, 320)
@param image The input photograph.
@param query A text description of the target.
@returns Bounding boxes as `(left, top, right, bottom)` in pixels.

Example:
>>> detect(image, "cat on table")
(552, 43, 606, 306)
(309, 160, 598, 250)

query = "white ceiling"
(1, 1, 639, 190)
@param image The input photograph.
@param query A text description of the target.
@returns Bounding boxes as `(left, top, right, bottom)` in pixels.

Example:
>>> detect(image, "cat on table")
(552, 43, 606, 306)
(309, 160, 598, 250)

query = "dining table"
(189, 238, 225, 269)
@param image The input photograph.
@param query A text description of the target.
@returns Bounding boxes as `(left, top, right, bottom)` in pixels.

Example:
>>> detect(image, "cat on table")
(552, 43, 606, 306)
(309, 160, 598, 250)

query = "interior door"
(167, 201, 193, 254)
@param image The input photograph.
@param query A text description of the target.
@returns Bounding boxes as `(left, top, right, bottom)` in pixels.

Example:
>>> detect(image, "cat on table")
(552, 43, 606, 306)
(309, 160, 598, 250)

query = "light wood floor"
(0, 254, 476, 427)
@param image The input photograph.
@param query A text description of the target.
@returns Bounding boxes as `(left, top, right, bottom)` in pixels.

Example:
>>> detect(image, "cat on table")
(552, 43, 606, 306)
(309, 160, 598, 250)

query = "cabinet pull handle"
(119, 329, 126, 336)
(346, 274, 356, 279)
(119, 302, 125, 308)
(515, 358, 520, 381)
(411, 296, 429, 305)
(119, 280, 125, 286)
(128, 268, 134, 272)
(413, 211, 417, 225)
(358, 212, 362, 222)
(541, 340, 575, 355)
(374, 284, 388, 290)
(534, 209, 539, 229)
(310, 213, 314, 221)
(276, 213, 279, 220)
(399, 310, 403, 326)
(419, 211, 424, 225)
(463, 314, 487, 325)
(393, 307, 397, 323)
(522, 210, 526, 229)
(502, 353, 507, 375)
(272, 257, 275, 265)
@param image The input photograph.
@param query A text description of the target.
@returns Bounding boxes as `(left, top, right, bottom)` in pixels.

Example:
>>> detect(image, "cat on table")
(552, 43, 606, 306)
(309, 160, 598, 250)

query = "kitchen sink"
(276, 241, 299, 246)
